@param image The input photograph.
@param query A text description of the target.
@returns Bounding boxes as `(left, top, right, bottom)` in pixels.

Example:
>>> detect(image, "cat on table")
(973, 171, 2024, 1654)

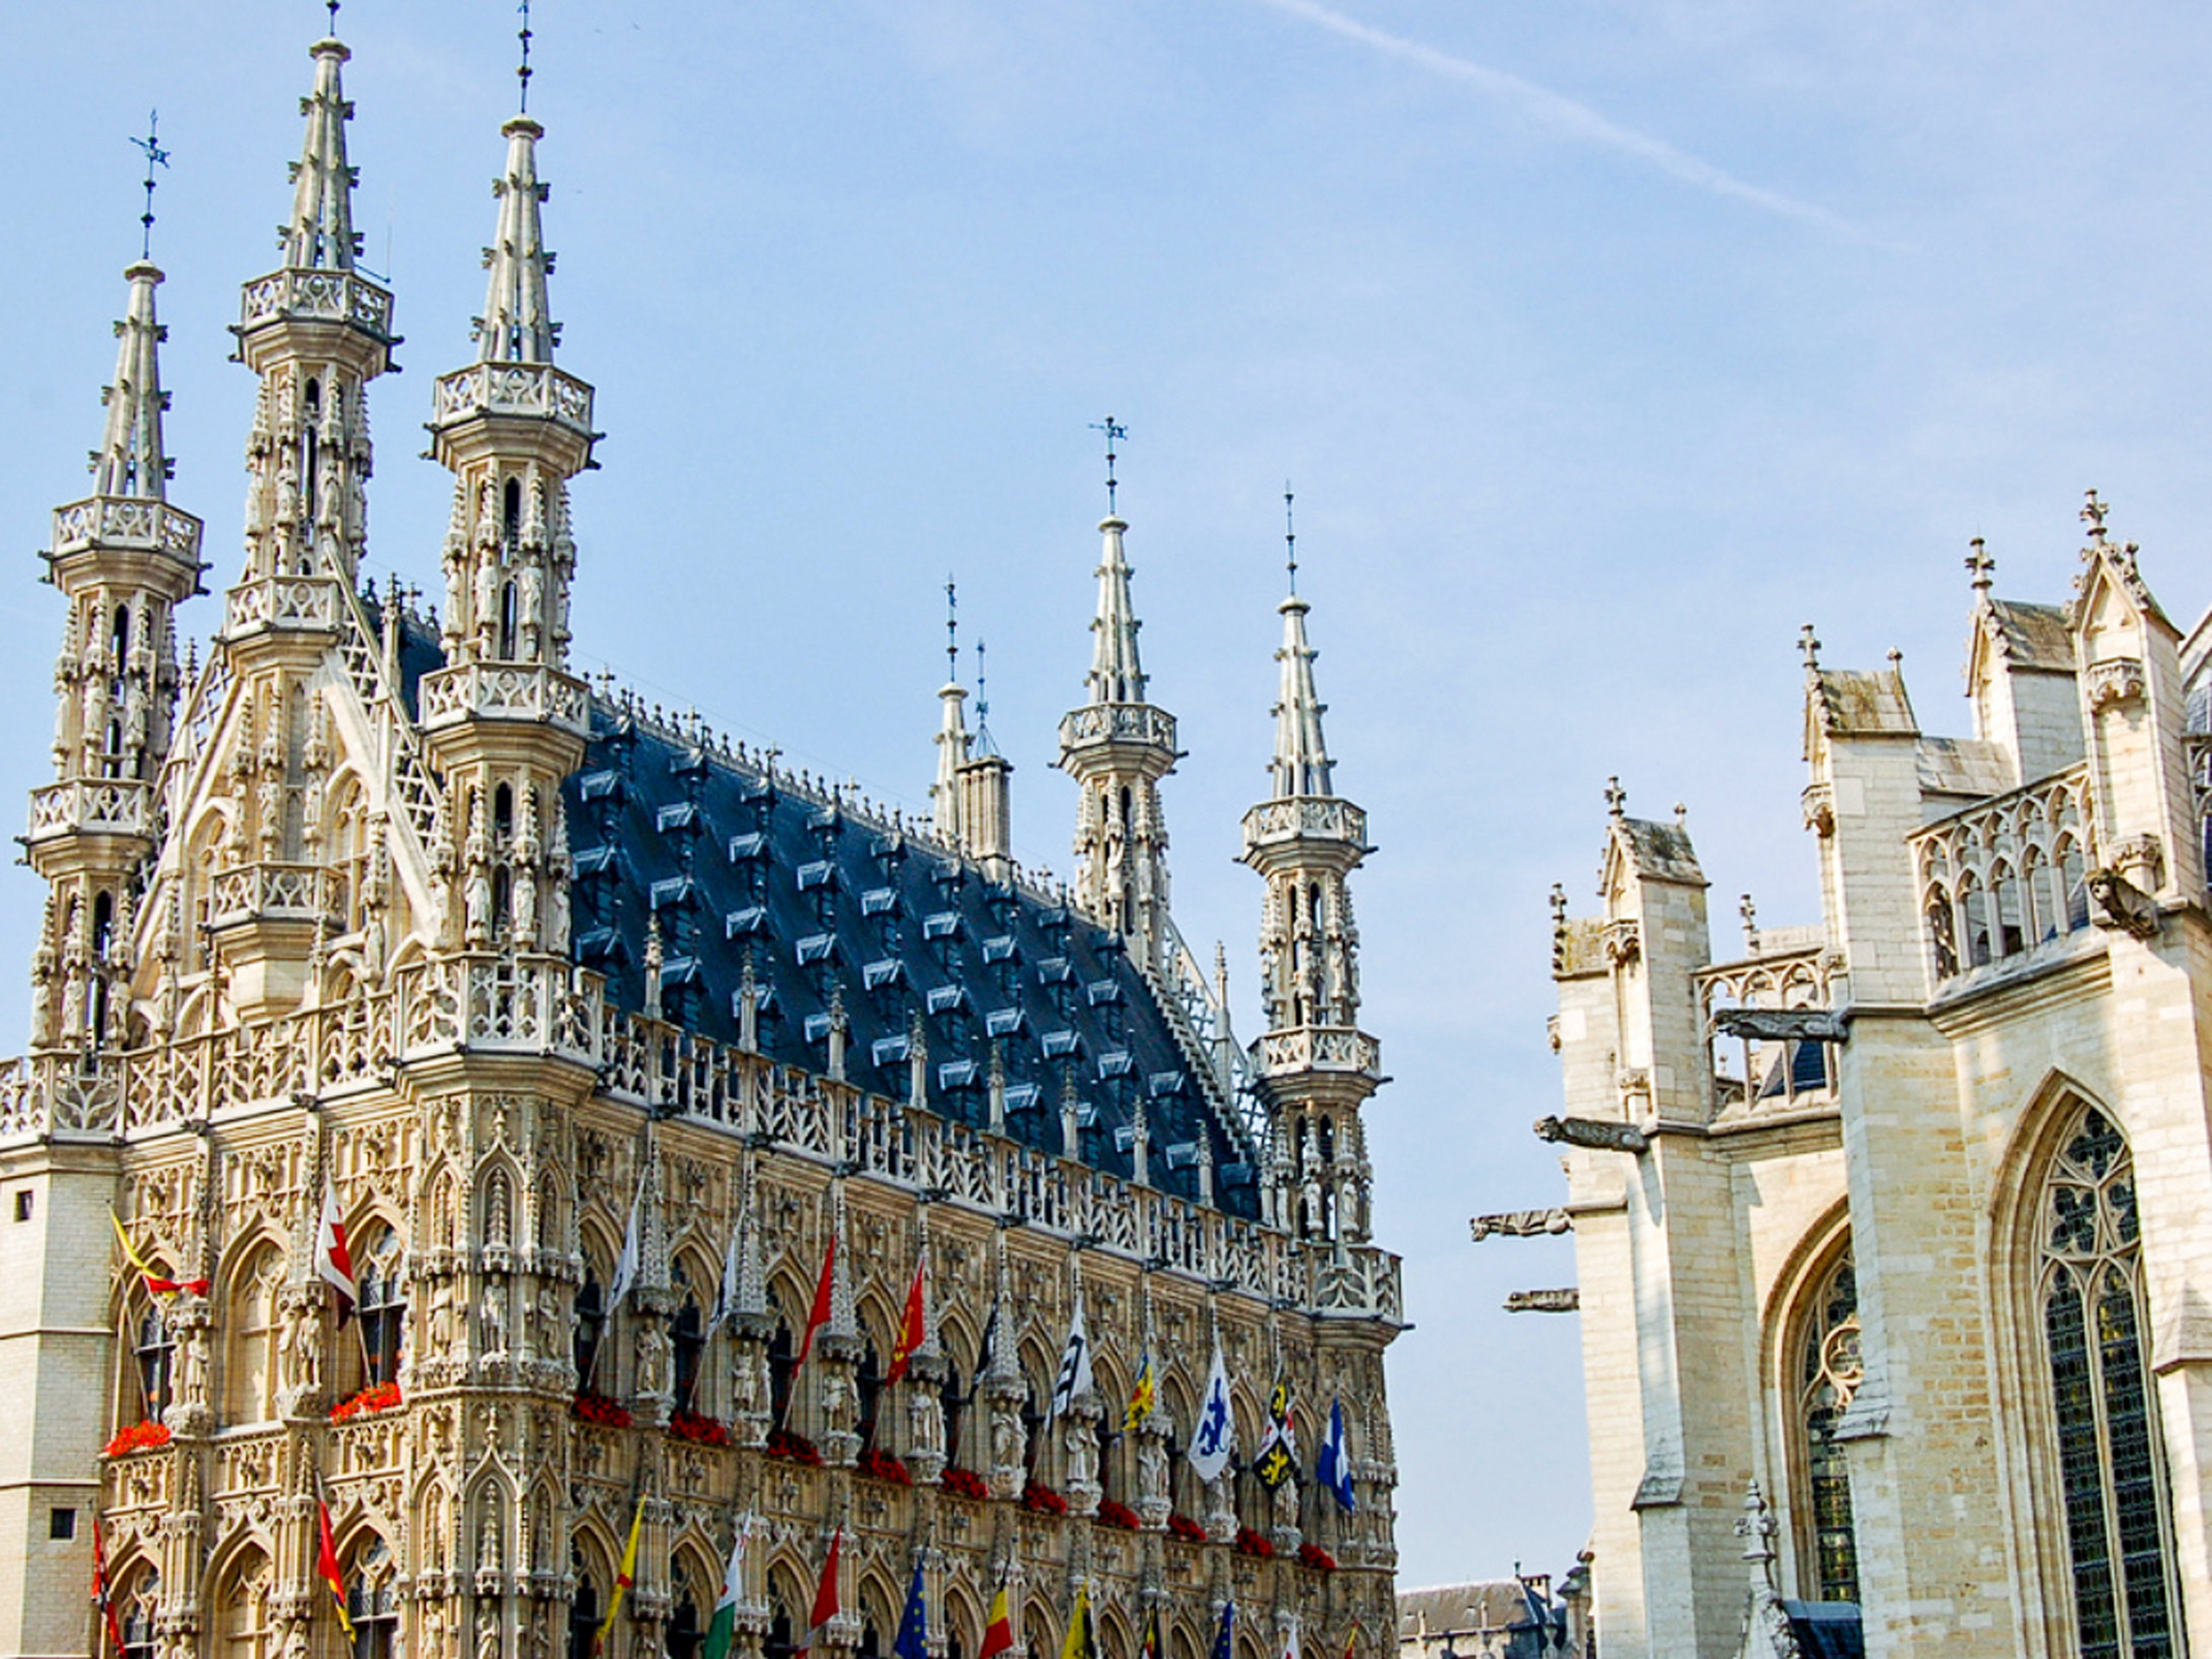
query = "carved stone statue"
(634, 1321, 669, 1398)
(475, 1599, 501, 1659)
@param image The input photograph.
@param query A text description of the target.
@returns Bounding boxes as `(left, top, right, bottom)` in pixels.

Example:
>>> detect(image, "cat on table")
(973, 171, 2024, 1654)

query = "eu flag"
(893, 1559, 928, 1659)
(1211, 1601, 1236, 1659)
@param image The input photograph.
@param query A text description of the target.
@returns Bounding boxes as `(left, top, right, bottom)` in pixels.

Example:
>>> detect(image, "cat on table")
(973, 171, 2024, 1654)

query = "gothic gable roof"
(562, 704, 1257, 1217)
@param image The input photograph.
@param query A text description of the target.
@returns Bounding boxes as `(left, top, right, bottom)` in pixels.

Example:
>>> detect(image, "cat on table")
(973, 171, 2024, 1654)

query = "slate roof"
(560, 702, 1259, 1217)
(1985, 599, 2073, 671)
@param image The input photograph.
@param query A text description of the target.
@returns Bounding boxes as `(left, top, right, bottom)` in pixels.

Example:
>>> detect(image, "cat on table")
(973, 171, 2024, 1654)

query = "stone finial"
(1549, 881, 1568, 936)
(283, 35, 364, 273)
(2082, 488, 2109, 545)
(1603, 777, 1626, 819)
(1739, 893, 1758, 951)
(1966, 537, 1994, 595)
(1797, 624, 1821, 672)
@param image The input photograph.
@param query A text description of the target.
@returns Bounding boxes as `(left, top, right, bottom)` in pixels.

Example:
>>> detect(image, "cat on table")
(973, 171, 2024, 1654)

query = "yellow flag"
(598, 1495, 647, 1643)
(1058, 1587, 1096, 1659)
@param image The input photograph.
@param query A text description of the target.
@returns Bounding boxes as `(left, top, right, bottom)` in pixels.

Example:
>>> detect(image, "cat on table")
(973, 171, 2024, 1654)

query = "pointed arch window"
(574, 1269, 607, 1389)
(133, 1302, 175, 1423)
(568, 1553, 602, 1659)
(2037, 1103, 2180, 1659)
(672, 1263, 706, 1414)
(356, 1230, 406, 1389)
(346, 1535, 399, 1659)
(941, 1356, 968, 1469)
(768, 1322, 796, 1426)
(1793, 1247, 1861, 1604)
(119, 1567, 159, 1659)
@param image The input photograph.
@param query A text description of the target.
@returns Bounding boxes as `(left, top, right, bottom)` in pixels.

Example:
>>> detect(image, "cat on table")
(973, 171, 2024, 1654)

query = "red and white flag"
(794, 1528, 842, 1659)
(90, 1515, 124, 1656)
(792, 1236, 836, 1375)
(315, 1187, 357, 1323)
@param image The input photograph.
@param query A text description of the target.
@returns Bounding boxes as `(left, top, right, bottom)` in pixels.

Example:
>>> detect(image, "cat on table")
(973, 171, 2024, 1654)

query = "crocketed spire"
(90, 263, 175, 501)
(475, 116, 559, 365)
(281, 38, 363, 272)
(1269, 590, 1333, 799)
(1086, 514, 1148, 706)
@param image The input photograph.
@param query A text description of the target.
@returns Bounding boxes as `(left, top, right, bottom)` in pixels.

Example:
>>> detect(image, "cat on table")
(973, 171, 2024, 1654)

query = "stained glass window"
(2038, 1103, 2177, 1659)
(1796, 1247, 1861, 1604)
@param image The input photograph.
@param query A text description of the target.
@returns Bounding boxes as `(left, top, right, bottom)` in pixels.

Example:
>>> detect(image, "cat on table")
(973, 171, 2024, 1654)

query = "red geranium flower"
(1166, 1512, 1207, 1543)
(857, 1446, 912, 1485)
(669, 1409, 731, 1446)
(1094, 1498, 1141, 1531)
(766, 1427, 823, 1466)
(572, 1391, 634, 1429)
(1020, 1480, 1068, 1516)
(1298, 1542, 1338, 1573)
(1235, 1526, 1275, 1560)
(330, 1382, 404, 1422)
(103, 1421, 172, 1458)
(940, 1466, 989, 1500)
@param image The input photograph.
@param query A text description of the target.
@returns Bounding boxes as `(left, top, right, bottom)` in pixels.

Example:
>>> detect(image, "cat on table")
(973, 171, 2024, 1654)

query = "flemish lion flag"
(598, 1495, 647, 1646)
(109, 1213, 208, 1299)
(976, 1582, 1014, 1659)
(886, 1258, 926, 1386)
(1123, 1352, 1155, 1434)
(315, 1498, 353, 1640)
(1058, 1586, 1096, 1659)
(1254, 1379, 1299, 1491)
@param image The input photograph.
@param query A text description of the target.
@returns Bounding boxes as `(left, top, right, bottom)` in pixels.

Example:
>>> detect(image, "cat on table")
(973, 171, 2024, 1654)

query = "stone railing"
(208, 862, 347, 930)
(222, 573, 340, 637)
(48, 494, 202, 563)
(1056, 702, 1178, 752)
(1696, 943, 1836, 1117)
(238, 267, 394, 340)
(418, 662, 590, 734)
(26, 778, 153, 842)
(1908, 766, 2093, 984)
(1254, 1025, 1381, 1079)
(1240, 796, 1369, 852)
(431, 361, 595, 435)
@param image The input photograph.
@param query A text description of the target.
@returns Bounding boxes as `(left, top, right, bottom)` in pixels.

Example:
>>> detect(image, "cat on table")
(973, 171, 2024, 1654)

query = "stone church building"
(0, 22, 1401, 1659)
(1535, 503, 2212, 1658)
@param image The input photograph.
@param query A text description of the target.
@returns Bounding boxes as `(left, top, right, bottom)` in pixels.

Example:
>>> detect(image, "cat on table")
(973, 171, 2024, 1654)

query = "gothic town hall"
(0, 22, 1401, 1659)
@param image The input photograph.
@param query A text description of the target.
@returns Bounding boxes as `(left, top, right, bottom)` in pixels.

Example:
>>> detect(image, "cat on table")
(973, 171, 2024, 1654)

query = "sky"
(8, 0, 2212, 1594)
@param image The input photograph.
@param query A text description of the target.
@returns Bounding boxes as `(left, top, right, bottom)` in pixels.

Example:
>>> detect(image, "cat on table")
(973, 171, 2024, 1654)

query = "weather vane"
(129, 111, 169, 262)
(518, 0, 534, 112)
(976, 638, 990, 726)
(944, 575, 959, 682)
(1090, 416, 1128, 514)
(1284, 481, 1298, 594)
(326, 0, 340, 35)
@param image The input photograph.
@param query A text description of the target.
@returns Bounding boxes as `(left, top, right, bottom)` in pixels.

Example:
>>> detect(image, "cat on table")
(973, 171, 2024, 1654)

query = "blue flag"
(1318, 1397, 1356, 1515)
(1210, 1601, 1236, 1659)
(893, 1559, 928, 1659)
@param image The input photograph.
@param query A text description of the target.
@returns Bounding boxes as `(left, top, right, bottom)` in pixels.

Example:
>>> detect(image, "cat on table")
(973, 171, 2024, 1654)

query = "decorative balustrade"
(419, 662, 589, 734)
(1239, 796, 1370, 851)
(26, 778, 152, 841)
(208, 862, 347, 930)
(48, 494, 202, 561)
(431, 361, 595, 435)
(1696, 943, 1837, 1118)
(223, 573, 340, 636)
(1254, 1026, 1381, 1079)
(238, 267, 393, 339)
(1909, 766, 2093, 984)
(1057, 702, 1178, 751)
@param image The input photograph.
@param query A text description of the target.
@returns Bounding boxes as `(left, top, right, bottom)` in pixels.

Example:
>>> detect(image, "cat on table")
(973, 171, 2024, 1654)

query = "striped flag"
(315, 1499, 353, 1640)
(976, 1581, 1014, 1659)
(1058, 1587, 1096, 1659)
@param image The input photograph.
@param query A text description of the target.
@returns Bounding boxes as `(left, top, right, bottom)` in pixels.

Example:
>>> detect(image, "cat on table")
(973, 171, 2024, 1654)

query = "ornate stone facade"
(0, 23, 1401, 1659)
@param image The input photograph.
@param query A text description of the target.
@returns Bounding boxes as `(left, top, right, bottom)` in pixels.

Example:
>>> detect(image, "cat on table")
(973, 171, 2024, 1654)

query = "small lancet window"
(502, 477, 522, 563)
(1794, 1247, 1861, 1605)
(301, 378, 322, 531)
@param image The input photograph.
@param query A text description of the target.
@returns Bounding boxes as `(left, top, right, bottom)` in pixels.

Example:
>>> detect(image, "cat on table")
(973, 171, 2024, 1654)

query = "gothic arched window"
(226, 1247, 283, 1425)
(357, 1230, 406, 1389)
(347, 1535, 399, 1659)
(672, 1267, 706, 1414)
(855, 1339, 882, 1448)
(1794, 1247, 1861, 1605)
(568, 1554, 601, 1659)
(768, 1322, 795, 1427)
(133, 1303, 174, 1424)
(119, 1567, 160, 1659)
(666, 1591, 702, 1659)
(941, 1359, 967, 1469)
(2037, 1104, 2180, 1659)
(574, 1270, 607, 1390)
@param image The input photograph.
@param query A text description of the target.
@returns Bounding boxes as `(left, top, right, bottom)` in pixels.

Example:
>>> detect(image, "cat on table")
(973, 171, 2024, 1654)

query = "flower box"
(1297, 1542, 1338, 1573)
(1235, 1526, 1275, 1560)
(857, 1446, 912, 1485)
(104, 1421, 171, 1458)
(1094, 1498, 1141, 1531)
(940, 1466, 989, 1500)
(1020, 1479, 1069, 1516)
(1166, 1512, 1207, 1544)
(670, 1409, 730, 1446)
(330, 1382, 403, 1422)
(766, 1427, 823, 1466)
(573, 1391, 633, 1429)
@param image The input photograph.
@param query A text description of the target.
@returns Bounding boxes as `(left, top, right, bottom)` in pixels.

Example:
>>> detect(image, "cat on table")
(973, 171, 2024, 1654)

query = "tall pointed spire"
(1270, 488, 1332, 799)
(934, 578, 972, 842)
(1059, 421, 1179, 968)
(92, 263, 175, 501)
(282, 35, 362, 273)
(476, 114, 560, 365)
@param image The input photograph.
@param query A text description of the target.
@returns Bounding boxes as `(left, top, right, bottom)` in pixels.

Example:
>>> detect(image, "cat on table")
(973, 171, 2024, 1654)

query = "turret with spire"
(417, 56, 597, 960)
(1240, 491, 1381, 1249)
(1058, 420, 1179, 970)
(931, 583, 1014, 879)
(28, 226, 205, 1052)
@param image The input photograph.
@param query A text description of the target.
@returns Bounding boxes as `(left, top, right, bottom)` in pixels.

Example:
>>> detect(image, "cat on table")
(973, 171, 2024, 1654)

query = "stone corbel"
(1801, 782, 1835, 837)
(2084, 657, 2148, 713)
(1601, 919, 1641, 968)
(1533, 1115, 1649, 1154)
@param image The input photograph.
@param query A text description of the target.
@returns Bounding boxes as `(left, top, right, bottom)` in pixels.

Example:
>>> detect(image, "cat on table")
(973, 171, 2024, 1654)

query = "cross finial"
(517, 0, 534, 112)
(1549, 881, 1568, 933)
(1966, 537, 1994, 595)
(1090, 416, 1128, 515)
(1739, 893, 1758, 950)
(2082, 488, 2109, 544)
(1798, 623, 1822, 671)
(1284, 481, 1298, 594)
(1603, 776, 1626, 818)
(129, 111, 169, 262)
(945, 575, 959, 683)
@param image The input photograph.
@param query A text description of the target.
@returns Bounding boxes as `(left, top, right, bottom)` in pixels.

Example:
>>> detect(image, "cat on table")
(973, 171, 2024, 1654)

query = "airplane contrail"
(1248, 0, 1860, 238)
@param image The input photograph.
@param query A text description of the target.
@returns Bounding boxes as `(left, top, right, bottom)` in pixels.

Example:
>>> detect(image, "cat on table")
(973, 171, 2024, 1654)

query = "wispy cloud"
(1248, 0, 1859, 238)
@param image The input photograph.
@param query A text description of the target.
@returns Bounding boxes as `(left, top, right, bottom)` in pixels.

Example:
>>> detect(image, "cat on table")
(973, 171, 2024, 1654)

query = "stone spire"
(282, 36, 362, 273)
(28, 255, 205, 1052)
(1058, 428, 1179, 969)
(420, 90, 596, 960)
(933, 580, 972, 843)
(1239, 507, 1380, 1249)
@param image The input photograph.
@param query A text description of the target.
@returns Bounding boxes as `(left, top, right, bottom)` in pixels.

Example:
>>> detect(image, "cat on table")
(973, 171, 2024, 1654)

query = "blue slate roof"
(560, 703, 1257, 1217)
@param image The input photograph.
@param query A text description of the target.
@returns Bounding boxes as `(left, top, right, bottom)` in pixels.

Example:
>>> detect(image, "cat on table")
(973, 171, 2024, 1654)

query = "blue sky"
(8, 0, 2212, 1592)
